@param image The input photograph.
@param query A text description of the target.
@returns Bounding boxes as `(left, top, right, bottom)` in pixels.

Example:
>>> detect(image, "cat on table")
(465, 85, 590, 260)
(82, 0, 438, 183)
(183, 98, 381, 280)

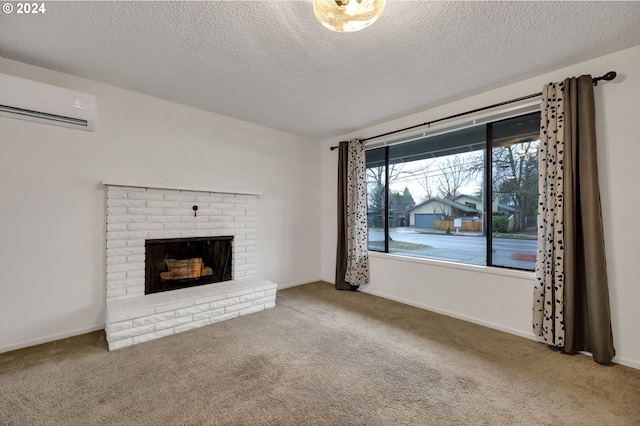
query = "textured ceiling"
(1, 1, 639, 140)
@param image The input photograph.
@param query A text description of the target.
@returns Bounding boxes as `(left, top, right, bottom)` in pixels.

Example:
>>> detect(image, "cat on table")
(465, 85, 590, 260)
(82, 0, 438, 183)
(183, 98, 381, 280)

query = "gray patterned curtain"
(533, 75, 615, 364)
(336, 139, 370, 291)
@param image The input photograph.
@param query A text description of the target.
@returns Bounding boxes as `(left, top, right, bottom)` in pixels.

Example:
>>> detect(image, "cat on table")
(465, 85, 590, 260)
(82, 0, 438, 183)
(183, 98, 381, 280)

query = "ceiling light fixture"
(313, 0, 386, 33)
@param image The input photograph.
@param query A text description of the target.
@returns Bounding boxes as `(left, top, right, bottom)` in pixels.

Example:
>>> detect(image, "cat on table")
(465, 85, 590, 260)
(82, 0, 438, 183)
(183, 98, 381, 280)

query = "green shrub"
(492, 216, 509, 233)
(446, 226, 451, 235)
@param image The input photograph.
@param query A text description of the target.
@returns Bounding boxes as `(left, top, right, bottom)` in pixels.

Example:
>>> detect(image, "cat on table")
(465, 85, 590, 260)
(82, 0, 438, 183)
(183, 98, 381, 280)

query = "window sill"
(368, 250, 535, 281)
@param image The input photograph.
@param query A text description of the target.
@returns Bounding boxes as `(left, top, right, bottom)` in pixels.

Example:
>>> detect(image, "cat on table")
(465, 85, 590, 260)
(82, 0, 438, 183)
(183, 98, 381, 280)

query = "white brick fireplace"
(103, 183, 276, 350)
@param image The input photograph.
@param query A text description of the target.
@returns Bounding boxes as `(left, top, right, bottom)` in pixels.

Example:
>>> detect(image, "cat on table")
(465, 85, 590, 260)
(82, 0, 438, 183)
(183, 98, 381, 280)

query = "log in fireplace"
(145, 236, 233, 295)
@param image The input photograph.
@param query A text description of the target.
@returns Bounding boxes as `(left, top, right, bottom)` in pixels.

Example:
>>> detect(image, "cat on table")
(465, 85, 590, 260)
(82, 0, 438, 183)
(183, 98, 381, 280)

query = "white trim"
(361, 286, 538, 340)
(574, 350, 640, 370)
(368, 251, 536, 281)
(0, 324, 105, 354)
(362, 287, 640, 370)
(101, 180, 261, 196)
(276, 278, 324, 290)
(610, 355, 640, 370)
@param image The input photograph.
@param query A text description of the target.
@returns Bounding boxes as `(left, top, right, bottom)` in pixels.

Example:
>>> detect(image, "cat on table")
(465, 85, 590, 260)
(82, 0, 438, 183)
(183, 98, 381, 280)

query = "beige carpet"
(1, 282, 639, 425)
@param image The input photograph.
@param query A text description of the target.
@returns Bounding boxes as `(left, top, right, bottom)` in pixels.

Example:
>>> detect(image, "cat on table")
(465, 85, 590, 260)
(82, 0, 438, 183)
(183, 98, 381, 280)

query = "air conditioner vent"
(0, 104, 89, 127)
(0, 72, 95, 131)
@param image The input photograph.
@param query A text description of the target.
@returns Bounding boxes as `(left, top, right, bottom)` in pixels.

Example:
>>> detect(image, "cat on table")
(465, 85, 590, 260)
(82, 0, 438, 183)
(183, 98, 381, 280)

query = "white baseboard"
(611, 356, 640, 370)
(0, 324, 105, 354)
(5, 284, 638, 370)
(577, 350, 640, 370)
(276, 278, 324, 290)
(361, 287, 538, 341)
(361, 287, 640, 370)
(0, 278, 321, 353)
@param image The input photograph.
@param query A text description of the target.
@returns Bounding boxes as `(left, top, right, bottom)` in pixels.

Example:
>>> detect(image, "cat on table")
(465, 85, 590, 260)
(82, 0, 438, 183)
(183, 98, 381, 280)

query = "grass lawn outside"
(493, 232, 537, 240)
(369, 240, 432, 250)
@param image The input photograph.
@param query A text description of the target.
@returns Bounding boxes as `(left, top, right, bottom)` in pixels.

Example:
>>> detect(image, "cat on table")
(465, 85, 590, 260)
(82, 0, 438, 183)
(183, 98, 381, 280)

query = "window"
(366, 111, 540, 271)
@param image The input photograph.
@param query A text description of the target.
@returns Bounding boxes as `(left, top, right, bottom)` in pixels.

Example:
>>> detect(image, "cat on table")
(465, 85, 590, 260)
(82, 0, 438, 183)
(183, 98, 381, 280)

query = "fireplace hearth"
(145, 236, 233, 295)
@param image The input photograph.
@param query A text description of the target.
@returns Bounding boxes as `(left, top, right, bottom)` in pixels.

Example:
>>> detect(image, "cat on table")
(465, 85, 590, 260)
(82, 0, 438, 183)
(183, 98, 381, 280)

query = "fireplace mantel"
(101, 180, 261, 197)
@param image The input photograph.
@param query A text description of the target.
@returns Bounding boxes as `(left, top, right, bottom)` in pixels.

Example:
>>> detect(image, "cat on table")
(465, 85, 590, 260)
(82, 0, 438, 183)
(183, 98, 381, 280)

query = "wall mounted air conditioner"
(0, 72, 95, 131)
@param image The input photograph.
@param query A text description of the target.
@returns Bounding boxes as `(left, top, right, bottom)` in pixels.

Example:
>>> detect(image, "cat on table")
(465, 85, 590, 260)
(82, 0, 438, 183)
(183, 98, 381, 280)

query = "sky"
(386, 150, 484, 204)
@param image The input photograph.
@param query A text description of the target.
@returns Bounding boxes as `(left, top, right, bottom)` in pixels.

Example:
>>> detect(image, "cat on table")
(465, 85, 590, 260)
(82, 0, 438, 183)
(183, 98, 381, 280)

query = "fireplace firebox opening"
(145, 236, 233, 295)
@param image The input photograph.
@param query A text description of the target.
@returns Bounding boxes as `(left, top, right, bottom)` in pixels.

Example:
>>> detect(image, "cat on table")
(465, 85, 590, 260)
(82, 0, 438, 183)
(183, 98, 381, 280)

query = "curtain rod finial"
(593, 71, 617, 86)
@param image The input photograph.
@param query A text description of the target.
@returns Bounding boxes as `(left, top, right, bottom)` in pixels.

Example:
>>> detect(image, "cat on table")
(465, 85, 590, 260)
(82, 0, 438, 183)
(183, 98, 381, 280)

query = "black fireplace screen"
(145, 236, 232, 295)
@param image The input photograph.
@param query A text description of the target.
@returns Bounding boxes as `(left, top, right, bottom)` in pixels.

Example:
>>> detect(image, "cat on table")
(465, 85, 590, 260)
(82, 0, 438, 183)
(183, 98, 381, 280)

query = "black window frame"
(366, 111, 540, 272)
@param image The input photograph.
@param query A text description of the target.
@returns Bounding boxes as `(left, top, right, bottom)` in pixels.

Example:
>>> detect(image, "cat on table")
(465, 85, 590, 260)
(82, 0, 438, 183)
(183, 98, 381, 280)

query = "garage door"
(415, 214, 439, 228)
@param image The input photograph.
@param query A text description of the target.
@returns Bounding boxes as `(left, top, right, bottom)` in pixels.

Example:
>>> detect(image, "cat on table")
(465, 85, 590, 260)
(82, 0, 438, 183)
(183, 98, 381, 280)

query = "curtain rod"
(329, 71, 617, 151)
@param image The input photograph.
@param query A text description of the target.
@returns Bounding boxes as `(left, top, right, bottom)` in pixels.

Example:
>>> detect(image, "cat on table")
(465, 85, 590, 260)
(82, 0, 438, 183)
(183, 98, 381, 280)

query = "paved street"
(369, 227, 537, 270)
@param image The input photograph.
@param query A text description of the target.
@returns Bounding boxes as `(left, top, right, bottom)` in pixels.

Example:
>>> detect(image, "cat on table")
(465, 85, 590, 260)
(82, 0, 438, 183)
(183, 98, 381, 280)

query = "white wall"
(0, 57, 322, 352)
(321, 45, 640, 369)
